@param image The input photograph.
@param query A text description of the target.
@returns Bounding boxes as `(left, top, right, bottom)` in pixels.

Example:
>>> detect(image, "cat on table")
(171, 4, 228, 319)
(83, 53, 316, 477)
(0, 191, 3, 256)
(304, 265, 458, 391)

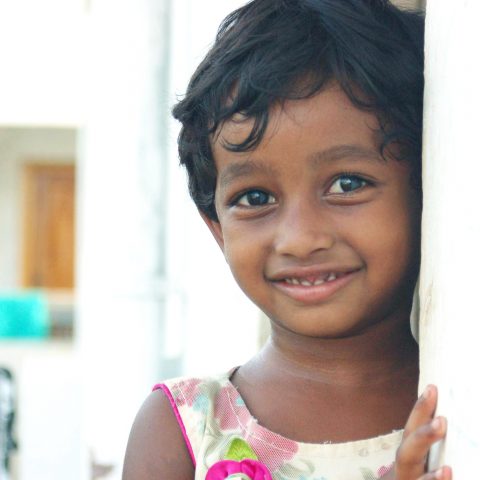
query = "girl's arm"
(122, 390, 195, 480)
(382, 385, 451, 480)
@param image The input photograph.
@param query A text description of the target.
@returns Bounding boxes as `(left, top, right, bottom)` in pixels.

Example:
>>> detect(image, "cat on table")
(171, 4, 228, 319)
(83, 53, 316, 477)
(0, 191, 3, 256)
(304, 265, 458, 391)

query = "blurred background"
(0, 0, 424, 478)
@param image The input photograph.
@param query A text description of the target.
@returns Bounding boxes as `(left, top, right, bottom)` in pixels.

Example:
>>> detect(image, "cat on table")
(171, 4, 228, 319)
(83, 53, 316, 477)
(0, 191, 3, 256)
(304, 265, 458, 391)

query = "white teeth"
(284, 274, 340, 286)
(284, 277, 326, 286)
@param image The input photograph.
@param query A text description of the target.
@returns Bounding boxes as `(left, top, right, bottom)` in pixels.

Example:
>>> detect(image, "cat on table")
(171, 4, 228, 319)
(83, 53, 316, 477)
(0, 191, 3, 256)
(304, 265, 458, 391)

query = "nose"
(274, 201, 335, 259)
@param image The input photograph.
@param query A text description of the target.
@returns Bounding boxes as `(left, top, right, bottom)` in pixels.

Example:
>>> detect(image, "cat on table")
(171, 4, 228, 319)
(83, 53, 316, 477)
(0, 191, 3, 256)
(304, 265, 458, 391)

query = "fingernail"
(435, 467, 443, 479)
(431, 417, 442, 431)
(422, 385, 431, 400)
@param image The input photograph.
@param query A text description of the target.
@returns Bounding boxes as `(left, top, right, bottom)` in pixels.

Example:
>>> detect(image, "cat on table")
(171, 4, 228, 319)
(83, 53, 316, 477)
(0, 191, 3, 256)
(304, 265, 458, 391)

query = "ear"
(200, 211, 225, 252)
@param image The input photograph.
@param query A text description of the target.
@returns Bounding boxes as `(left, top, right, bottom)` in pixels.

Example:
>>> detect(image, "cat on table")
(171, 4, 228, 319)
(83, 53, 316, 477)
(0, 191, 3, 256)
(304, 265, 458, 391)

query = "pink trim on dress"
(153, 383, 197, 467)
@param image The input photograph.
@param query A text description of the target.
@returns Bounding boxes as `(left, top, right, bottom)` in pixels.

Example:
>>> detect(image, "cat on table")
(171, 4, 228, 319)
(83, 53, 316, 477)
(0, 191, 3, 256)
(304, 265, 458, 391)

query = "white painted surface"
(0, 0, 87, 126)
(421, 0, 480, 475)
(76, 0, 171, 477)
(18, 348, 87, 480)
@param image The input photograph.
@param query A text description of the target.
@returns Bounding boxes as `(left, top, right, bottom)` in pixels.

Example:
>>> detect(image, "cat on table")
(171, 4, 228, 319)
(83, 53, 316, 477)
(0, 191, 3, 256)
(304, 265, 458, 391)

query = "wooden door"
(22, 164, 75, 289)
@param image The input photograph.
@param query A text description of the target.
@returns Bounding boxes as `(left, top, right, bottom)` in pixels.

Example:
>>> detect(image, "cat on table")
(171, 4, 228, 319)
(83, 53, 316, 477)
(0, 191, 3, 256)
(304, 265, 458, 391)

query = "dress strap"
(152, 383, 196, 467)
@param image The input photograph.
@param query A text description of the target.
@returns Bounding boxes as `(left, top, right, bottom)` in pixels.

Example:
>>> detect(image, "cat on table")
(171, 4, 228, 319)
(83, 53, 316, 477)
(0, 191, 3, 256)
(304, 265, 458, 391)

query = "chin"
(269, 315, 361, 340)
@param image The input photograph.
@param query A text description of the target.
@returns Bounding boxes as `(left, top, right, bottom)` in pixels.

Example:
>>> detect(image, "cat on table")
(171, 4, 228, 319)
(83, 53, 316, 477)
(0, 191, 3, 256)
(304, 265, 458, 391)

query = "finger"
(403, 384, 438, 439)
(417, 466, 452, 480)
(395, 416, 447, 479)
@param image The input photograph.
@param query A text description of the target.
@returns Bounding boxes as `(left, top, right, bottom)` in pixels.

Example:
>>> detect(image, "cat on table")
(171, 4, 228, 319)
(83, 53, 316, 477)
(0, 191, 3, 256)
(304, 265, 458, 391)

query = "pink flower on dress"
(174, 378, 202, 407)
(214, 386, 250, 430)
(206, 459, 272, 480)
(377, 462, 394, 477)
(214, 385, 299, 471)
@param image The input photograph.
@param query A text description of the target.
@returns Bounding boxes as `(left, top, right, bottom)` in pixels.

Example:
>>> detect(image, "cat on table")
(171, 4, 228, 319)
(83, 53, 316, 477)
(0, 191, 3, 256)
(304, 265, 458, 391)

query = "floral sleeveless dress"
(154, 371, 402, 480)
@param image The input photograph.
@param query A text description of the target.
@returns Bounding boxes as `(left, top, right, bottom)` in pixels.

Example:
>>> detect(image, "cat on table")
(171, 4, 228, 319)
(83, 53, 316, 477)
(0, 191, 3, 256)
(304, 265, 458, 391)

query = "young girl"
(123, 1, 452, 479)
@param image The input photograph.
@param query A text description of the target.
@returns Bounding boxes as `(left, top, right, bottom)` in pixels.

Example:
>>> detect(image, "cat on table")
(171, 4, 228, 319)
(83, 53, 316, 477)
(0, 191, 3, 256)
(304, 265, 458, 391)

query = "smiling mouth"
(282, 271, 350, 286)
(271, 268, 361, 304)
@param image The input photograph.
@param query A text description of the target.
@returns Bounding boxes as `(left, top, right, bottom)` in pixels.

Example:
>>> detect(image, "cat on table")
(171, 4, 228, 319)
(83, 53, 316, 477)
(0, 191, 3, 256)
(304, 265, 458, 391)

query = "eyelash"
(229, 173, 372, 208)
(229, 189, 276, 208)
(327, 172, 371, 195)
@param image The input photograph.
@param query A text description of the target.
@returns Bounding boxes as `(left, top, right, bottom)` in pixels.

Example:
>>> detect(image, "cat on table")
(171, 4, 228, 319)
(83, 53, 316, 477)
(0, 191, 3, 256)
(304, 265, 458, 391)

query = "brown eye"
(236, 190, 275, 206)
(328, 175, 367, 194)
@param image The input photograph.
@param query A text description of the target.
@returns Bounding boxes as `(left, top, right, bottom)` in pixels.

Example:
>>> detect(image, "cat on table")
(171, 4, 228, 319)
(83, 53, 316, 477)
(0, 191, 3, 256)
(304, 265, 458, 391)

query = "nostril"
(274, 230, 335, 258)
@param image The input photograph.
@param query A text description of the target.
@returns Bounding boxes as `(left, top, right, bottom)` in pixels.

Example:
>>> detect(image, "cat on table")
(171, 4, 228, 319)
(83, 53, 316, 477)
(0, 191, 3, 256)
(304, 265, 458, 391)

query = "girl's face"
(204, 85, 421, 339)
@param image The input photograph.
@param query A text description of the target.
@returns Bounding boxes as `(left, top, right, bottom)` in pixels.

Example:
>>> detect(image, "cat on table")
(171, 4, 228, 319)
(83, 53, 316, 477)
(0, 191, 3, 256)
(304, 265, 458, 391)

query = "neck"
(255, 312, 418, 388)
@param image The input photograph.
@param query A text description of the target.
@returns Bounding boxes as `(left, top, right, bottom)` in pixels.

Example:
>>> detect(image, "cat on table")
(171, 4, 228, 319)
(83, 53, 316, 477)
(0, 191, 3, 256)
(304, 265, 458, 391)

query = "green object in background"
(0, 291, 50, 338)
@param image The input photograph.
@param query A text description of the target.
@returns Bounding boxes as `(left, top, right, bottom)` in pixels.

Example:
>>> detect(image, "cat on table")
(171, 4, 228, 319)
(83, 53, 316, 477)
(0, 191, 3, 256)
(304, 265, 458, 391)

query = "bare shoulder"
(122, 388, 195, 480)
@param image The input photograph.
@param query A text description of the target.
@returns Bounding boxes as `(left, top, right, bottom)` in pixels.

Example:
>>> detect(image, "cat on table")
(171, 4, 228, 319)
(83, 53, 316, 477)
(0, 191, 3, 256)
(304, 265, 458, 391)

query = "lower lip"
(272, 271, 360, 304)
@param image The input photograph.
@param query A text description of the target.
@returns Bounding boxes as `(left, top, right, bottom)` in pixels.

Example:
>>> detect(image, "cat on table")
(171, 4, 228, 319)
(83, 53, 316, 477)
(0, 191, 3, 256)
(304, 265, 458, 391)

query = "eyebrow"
(218, 160, 277, 187)
(218, 144, 383, 187)
(310, 145, 383, 164)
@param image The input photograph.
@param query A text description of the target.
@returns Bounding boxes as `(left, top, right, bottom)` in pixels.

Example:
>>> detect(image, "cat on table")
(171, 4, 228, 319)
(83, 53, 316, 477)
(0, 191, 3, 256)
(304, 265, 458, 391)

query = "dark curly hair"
(172, 0, 425, 220)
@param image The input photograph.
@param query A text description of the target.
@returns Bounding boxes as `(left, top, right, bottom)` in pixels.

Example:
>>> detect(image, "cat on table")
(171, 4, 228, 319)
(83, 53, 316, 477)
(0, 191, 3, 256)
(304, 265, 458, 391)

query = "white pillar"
(420, 0, 480, 475)
(76, 0, 171, 476)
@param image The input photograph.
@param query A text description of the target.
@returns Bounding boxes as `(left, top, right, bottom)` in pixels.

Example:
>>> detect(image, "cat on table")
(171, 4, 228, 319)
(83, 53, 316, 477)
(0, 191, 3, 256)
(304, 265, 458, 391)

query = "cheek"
(222, 227, 258, 270)
(352, 196, 420, 274)
(222, 224, 271, 287)
(374, 202, 420, 277)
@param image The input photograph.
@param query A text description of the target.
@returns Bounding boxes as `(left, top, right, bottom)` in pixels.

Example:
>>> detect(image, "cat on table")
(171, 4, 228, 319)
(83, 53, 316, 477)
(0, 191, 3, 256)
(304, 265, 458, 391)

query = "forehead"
(212, 85, 382, 172)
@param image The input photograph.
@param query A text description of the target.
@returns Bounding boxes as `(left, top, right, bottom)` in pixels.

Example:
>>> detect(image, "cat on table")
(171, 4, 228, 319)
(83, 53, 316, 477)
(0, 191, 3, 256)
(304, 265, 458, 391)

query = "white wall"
(0, 128, 76, 290)
(76, 0, 171, 477)
(421, 0, 480, 475)
(0, 0, 87, 126)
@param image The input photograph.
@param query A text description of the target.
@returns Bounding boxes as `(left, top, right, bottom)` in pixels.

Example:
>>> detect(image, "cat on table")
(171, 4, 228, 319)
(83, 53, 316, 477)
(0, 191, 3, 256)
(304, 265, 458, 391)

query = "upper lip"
(267, 265, 362, 282)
